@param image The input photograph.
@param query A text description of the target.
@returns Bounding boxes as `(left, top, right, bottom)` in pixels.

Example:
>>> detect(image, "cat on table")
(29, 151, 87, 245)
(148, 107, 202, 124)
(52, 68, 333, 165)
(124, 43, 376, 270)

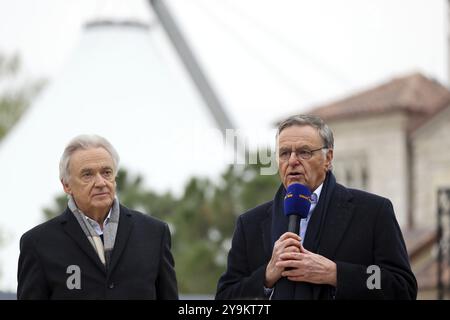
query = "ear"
(325, 149, 334, 171)
(61, 179, 72, 195)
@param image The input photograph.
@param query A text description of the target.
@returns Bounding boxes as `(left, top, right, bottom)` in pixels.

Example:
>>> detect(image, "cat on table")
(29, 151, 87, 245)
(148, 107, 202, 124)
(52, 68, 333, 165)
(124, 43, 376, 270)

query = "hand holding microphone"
(275, 183, 337, 286)
(265, 183, 312, 288)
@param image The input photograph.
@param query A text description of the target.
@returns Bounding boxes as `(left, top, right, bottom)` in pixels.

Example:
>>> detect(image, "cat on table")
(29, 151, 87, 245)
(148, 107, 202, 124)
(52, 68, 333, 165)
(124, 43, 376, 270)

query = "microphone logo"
(284, 192, 312, 203)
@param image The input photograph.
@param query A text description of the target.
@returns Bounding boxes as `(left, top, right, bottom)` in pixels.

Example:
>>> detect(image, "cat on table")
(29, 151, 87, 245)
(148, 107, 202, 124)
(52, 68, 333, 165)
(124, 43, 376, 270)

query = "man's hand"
(276, 242, 337, 287)
(265, 232, 301, 288)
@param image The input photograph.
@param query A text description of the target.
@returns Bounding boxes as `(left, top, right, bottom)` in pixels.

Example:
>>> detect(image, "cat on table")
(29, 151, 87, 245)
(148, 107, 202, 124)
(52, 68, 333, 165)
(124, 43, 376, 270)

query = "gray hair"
(277, 114, 334, 149)
(59, 134, 120, 183)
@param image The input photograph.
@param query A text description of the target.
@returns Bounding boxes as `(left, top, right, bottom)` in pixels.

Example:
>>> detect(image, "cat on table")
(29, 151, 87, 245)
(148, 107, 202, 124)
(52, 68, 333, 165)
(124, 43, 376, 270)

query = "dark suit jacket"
(17, 205, 178, 299)
(215, 180, 417, 300)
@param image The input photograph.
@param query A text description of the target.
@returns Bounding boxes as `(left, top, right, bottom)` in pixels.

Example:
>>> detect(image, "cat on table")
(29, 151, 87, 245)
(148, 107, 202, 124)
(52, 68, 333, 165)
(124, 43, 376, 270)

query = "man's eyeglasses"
(278, 146, 327, 161)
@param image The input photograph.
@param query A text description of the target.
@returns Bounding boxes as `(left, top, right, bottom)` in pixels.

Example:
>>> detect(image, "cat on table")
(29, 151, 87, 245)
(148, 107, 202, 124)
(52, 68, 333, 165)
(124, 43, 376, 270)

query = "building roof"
(307, 73, 450, 130)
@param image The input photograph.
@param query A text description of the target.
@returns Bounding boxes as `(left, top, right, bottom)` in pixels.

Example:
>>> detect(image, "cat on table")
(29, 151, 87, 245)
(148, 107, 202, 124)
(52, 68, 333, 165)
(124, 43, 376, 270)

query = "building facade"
(306, 73, 450, 298)
(308, 73, 450, 230)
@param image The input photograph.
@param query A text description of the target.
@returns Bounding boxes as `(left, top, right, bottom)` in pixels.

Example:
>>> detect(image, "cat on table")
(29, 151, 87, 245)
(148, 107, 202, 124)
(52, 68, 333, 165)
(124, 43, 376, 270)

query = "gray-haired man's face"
(277, 125, 333, 191)
(62, 147, 116, 218)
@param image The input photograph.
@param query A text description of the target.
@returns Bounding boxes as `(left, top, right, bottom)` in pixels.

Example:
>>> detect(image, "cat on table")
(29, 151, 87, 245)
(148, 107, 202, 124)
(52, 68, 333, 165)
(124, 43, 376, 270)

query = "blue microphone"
(284, 183, 312, 235)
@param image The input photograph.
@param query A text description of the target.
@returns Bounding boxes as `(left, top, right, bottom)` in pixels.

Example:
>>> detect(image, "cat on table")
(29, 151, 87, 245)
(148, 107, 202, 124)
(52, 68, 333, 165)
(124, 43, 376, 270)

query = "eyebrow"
(278, 146, 313, 151)
(79, 166, 113, 173)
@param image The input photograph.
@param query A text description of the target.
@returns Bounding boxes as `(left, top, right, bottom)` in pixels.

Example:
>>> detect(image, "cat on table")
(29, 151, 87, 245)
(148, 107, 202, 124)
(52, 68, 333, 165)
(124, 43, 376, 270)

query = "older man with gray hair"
(17, 134, 178, 299)
(216, 114, 417, 300)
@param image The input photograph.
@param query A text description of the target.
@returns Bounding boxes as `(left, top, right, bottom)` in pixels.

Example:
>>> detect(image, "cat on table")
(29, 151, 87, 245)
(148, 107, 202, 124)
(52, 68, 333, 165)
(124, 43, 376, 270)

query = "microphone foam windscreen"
(284, 183, 312, 219)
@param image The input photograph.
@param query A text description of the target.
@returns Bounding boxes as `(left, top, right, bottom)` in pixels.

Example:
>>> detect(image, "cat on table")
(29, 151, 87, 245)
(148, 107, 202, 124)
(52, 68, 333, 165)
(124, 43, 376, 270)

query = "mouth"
(287, 172, 303, 179)
(93, 192, 109, 197)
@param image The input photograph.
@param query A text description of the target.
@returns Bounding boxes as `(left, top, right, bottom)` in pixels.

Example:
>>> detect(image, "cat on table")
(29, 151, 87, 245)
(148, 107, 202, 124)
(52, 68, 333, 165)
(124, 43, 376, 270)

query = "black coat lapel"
(302, 172, 336, 252)
(271, 184, 288, 248)
(261, 207, 273, 260)
(108, 206, 134, 275)
(309, 179, 355, 300)
(316, 184, 355, 260)
(60, 209, 106, 273)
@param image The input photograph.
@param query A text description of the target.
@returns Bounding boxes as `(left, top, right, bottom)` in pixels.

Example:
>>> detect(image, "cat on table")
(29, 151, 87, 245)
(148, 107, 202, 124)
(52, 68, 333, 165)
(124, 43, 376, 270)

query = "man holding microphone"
(216, 115, 416, 300)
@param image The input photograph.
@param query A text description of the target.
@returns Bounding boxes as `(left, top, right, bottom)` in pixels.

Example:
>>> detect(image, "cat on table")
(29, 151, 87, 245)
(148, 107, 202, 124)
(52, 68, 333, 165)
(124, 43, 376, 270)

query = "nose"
(93, 173, 106, 187)
(288, 151, 300, 166)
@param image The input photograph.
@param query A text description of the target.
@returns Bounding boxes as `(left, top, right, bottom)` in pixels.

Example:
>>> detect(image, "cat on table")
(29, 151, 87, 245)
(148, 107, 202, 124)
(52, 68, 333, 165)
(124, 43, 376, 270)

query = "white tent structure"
(0, 18, 238, 291)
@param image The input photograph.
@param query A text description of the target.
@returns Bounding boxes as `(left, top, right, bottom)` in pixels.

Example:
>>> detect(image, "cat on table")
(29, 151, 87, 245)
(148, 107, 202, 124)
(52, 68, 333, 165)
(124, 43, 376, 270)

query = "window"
(334, 152, 369, 190)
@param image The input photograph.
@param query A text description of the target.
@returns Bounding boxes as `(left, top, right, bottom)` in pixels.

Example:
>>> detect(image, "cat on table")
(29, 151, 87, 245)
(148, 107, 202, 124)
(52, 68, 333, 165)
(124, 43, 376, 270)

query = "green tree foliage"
(0, 53, 45, 141)
(43, 158, 280, 294)
(0, 52, 45, 283)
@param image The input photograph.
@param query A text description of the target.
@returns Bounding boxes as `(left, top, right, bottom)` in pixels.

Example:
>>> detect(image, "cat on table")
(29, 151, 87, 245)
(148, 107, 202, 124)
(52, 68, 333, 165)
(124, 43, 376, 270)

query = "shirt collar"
(311, 182, 323, 204)
(306, 182, 323, 218)
(84, 208, 112, 234)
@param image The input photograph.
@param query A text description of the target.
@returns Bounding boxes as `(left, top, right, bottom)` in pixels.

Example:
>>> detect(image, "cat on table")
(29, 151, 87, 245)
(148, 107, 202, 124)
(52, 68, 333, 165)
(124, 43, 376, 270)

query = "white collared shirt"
(299, 182, 323, 244)
(84, 209, 112, 236)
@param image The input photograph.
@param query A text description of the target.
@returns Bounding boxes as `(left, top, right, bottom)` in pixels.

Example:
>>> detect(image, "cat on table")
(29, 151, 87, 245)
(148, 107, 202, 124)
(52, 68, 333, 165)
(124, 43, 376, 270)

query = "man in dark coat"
(17, 134, 178, 299)
(216, 115, 417, 300)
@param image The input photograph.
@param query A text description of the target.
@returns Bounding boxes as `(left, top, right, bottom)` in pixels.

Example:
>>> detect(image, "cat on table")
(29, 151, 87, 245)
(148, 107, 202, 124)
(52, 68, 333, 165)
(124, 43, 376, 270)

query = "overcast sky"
(0, 0, 447, 129)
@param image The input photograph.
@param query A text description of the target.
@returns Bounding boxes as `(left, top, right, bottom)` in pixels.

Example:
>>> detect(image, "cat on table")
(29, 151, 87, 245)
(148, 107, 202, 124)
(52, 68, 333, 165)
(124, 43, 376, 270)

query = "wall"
(412, 106, 450, 228)
(329, 112, 410, 227)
